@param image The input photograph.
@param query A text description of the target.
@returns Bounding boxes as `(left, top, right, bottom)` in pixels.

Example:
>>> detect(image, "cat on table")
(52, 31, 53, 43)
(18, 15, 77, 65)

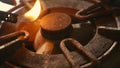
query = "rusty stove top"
(0, 0, 120, 68)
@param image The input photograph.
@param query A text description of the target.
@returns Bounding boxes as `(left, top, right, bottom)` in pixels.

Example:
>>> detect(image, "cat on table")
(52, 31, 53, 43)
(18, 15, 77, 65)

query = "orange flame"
(24, 0, 41, 22)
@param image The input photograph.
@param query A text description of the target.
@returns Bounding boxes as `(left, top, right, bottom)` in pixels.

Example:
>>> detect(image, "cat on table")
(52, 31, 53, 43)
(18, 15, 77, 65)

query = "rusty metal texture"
(40, 0, 93, 10)
(0, 30, 29, 63)
(0, 0, 120, 68)
(10, 32, 116, 68)
(0, 30, 29, 50)
(60, 38, 97, 68)
(75, 3, 120, 21)
(9, 0, 118, 68)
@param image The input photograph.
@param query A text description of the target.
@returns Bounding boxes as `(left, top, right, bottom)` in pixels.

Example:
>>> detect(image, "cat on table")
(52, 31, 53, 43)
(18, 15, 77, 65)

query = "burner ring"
(11, 30, 116, 68)
(10, 7, 117, 68)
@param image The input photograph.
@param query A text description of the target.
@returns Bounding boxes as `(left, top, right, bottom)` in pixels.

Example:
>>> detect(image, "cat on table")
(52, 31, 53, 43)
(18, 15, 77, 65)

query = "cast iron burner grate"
(0, 0, 120, 68)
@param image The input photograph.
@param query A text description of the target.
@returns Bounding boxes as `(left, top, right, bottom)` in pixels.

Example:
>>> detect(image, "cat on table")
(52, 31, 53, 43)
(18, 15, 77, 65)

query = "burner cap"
(40, 12, 71, 31)
(40, 12, 72, 40)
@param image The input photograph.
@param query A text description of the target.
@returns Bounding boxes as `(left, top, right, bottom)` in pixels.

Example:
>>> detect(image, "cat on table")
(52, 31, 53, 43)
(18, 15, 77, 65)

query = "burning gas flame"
(24, 0, 41, 22)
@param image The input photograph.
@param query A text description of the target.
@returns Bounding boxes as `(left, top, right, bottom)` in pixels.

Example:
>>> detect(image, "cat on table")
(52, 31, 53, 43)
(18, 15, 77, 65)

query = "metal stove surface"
(0, 0, 120, 68)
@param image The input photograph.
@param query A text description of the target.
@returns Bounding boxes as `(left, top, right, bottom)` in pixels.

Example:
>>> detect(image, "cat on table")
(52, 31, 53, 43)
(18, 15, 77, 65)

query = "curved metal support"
(98, 26, 120, 41)
(0, 30, 29, 50)
(60, 38, 97, 68)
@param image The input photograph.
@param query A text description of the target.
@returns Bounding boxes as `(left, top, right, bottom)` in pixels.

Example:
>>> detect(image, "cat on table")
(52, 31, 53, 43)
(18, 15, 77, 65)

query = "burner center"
(40, 12, 73, 40)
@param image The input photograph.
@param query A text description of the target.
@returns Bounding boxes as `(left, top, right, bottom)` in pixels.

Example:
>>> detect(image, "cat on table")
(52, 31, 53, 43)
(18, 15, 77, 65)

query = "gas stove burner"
(6, 8, 117, 68)
(10, 25, 116, 68)
(0, 0, 120, 68)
